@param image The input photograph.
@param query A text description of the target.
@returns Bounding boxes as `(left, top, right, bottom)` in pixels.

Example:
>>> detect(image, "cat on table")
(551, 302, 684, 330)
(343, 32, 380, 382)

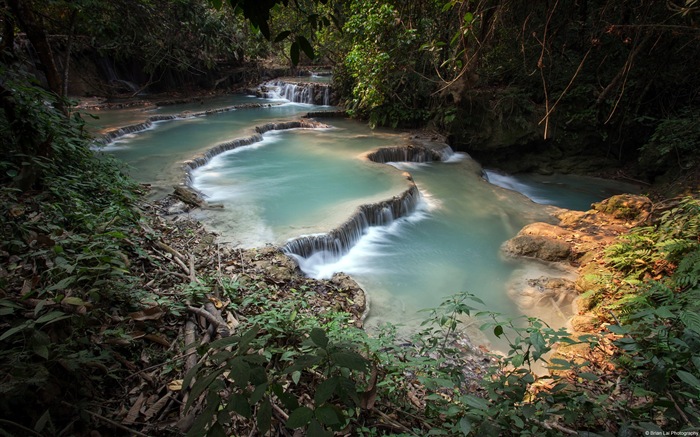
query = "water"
(93, 89, 634, 348)
(484, 170, 640, 211)
(95, 102, 316, 197)
(83, 94, 261, 134)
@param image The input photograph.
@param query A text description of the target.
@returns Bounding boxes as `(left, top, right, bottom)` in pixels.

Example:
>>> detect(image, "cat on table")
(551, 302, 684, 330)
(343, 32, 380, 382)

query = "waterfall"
(181, 119, 329, 192)
(364, 145, 445, 163)
(92, 102, 276, 147)
(282, 184, 421, 260)
(323, 87, 330, 106)
(259, 80, 334, 105)
(363, 141, 455, 164)
(282, 141, 456, 265)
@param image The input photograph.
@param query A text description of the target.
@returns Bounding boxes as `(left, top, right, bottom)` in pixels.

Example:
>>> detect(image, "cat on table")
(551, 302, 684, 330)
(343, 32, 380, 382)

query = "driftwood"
(173, 185, 204, 207)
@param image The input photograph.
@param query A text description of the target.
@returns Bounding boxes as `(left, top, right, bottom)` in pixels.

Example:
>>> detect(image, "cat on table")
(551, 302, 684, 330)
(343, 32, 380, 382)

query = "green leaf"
(290, 42, 300, 66)
(227, 393, 252, 419)
(0, 320, 32, 341)
(314, 376, 338, 405)
(677, 370, 700, 390)
(310, 328, 329, 348)
(606, 324, 629, 335)
(230, 357, 251, 388)
(511, 354, 525, 368)
(62, 296, 85, 306)
(307, 418, 333, 437)
(250, 382, 269, 404)
(186, 367, 226, 411)
(256, 399, 272, 435)
(314, 404, 343, 427)
(296, 35, 315, 60)
(34, 409, 51, 433)
(286, 406, 313, 429)
(274, 30, 291, 43)
(493, 325, 504, 338)
(458, 417, 472, 435)
(330, 351, 368, 372)
(578, 372, 599, 381)
(460, 394, 488, 411)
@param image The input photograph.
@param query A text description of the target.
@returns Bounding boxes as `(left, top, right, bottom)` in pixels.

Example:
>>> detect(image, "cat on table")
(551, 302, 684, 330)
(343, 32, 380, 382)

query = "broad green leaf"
(677, 370, 700, 390)
(62, 296, 85, 306)
(230, 357, 251, 389)
(226, 393, 252, 419)
(460, 394, 488, 411)
(314, 404, 342, 427)
(296, 35, 315, 60)
(578, 372, 599, 381)
(286, 406, 313, 429)
(493, 325, 504, 338)
(249, 382, 269, 404)
(458, 417, 472, 435)
(314, 376, 338, 405)
(290, 42, 300, 66)
(256, 399, 272, 435)
(307, 418, 333, 437)
(34, 409, 51, 433)
(330, 351, 368, 372)
(274, 30, 291, 43)
(36, 310, 71, 325)
(0, 320, 32, 341)
(185, 367, 226, 411)
(310, 328, 329, 348)
(511, 353, 525, 368)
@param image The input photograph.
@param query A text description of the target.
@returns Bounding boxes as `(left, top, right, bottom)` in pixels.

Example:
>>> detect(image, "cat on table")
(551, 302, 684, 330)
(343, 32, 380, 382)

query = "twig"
(155, 241, 185, 261)
(375, 409, 417, 435)
(537, 419, 578, 435)
(0, 419, 43, 437)
(189, 254, 199, 284)
(187, 305, 222, 330)
(272, 402, 289, 421)
(61, 403, 150, 437)
(667, 390, 692, 426)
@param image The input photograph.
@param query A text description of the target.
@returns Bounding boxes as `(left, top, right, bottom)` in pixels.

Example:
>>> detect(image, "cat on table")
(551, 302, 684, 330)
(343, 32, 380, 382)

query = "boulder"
(502, 228, 571, 262)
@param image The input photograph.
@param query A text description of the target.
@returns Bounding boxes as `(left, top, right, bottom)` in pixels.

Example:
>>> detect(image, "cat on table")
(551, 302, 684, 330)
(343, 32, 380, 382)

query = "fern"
(674, 247, 700, 289)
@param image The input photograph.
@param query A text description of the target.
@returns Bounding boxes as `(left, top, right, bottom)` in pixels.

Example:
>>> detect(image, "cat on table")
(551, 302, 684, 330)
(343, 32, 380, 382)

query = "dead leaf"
(123, 392, 146, 425)
(168, 380, 183, 391)
(143, 333, 171, 347)
(129, 306, 165, 321)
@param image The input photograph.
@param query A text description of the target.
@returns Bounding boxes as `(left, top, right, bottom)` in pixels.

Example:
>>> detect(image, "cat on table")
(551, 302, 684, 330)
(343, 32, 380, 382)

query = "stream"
(91, 82, 638, 348)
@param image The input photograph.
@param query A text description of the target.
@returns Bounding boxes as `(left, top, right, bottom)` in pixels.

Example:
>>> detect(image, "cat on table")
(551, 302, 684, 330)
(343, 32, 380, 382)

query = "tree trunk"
(6, 0, 65, 105)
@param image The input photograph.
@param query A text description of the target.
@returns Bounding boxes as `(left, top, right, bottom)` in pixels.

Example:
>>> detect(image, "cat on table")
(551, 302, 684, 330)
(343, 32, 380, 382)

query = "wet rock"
(502, 222, 572, 262)
(502, 234, 571, 262)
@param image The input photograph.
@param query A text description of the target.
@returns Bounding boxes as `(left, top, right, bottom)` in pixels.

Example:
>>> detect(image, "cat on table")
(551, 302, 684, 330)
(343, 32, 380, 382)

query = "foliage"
(0, 63, 143, 433)
(638, 109, 700, 176)
(596, 196, 700, 430)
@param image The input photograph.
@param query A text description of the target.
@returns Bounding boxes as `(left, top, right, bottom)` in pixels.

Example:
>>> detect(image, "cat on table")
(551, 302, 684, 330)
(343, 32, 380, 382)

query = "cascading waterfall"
(282, 184, 421, 261)
(282, 141, 451, 264)
(364, 145, 449, 163)
(181, 119, 329, 188)
(259, 80, 333, 105)
(92, 103, 277, 147)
